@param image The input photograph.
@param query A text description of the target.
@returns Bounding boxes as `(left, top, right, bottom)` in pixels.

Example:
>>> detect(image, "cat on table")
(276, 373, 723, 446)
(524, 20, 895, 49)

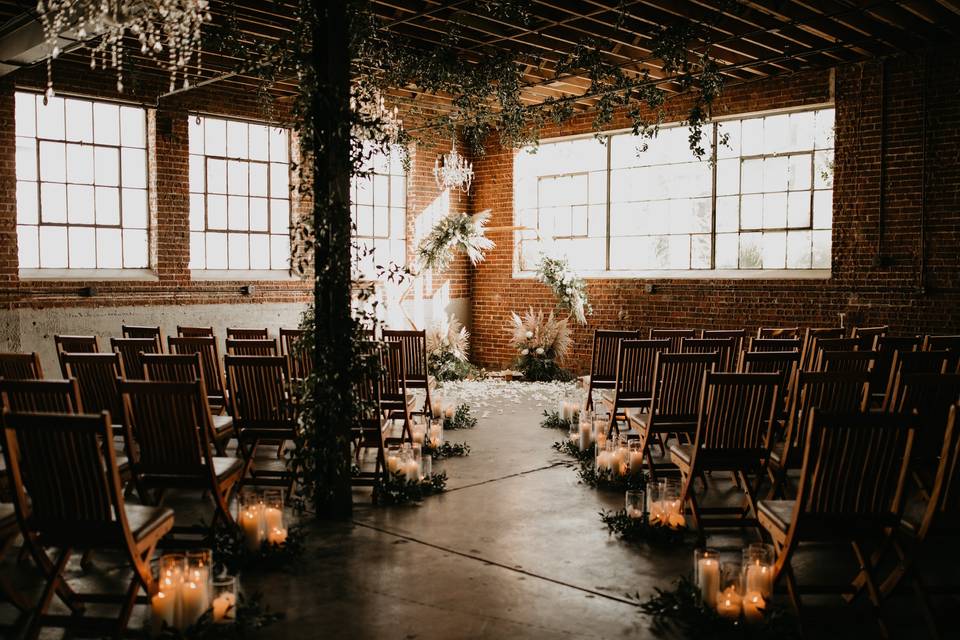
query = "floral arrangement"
(374, 472, 448, 505)
(426, 314, 474, 381)
(535, 255, 592, 325)
(509, 307, 573, 381)
(417, 210, 495, 272)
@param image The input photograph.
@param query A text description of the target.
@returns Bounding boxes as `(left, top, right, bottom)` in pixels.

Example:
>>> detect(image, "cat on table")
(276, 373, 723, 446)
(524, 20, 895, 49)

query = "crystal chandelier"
(351, 86, 403, 143)
(433, 136, 473, 193)
(37, 0, 211, 96)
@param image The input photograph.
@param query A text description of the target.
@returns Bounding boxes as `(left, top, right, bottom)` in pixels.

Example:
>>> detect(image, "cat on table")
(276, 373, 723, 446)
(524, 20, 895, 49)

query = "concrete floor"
(1, 382, 956, 639)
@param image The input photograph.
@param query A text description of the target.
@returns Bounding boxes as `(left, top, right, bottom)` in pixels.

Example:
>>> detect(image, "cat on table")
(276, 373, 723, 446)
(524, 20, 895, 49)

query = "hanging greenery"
(535, 256, 593, 325)
(417, 211, 495, 272)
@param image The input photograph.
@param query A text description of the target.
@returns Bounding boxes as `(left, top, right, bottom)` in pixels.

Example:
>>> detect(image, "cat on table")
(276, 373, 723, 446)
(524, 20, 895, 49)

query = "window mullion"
(604, 135, 611, 273)
(710, 122, 718, 270)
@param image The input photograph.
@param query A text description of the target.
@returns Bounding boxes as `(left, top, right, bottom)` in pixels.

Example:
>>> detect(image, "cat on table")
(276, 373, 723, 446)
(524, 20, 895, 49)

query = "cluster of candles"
(624, 478, 686, 529)
(695, 544, 774, 623)
(151, 551, 238, 633)
(558, 397, 580, 422)
(569, 409, 614, 452)
(430, 396, 458, 420)
(385, 442, 432, 481)
(238, 488, 288, 551)
(410, 416, 444, 449)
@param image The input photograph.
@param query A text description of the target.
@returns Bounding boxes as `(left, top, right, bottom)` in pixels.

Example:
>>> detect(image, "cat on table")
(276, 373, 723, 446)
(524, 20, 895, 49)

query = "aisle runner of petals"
(431, 380, 578, 420)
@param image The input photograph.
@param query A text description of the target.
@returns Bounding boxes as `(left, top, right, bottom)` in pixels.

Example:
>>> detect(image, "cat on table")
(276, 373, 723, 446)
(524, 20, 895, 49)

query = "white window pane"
(814, 150, 833, 188)
(814, 109, 835, 149)
(269, 128, 288, 163)
(17, 181, 38, 224)
(190, 194, 205, 231)
(18, 225, 39, 268)
(739, 232, 762, 269)
(813, 190, 832, 229)
(93, 102, 120, 145)
(668, 235, 690, 269)
(354, 176, 372, 205)
(226, 121, 248, 158)
(249, 124, 269, 161)
(716, 158, 739, 196)
(37, 96, 65, 139)
(372, 174, 389, 206)
(787, 154, 811, 190)
(66, 144, 94, 183)
(67, 184, 95, 224)
(249, 163, 268, 197)
(355, 205, 373, 237)
(250, 234, 270, 269)
(691, 234, 711, 269)
(763, 114, 790, 153)
(208, 195, 227, 229)
(69, 226, 96, 268)
(787, 191, 811, 228)
(228, 160, 248, 195)
(207, 159, 226, 193)
(123, 188, 148, 229)
(761, 232, 786, 269)
(121, 148, 147, 188)
(741, 118, 763, 155)
(64, 99, 93, 143)
(227, 233, 249, 269)
(741, 158, 762, 193)
(40, 183, 67, 223)
(250, 198, 268, 231)
(571, 205, 588, 236)
(15, 93, 36, 137)
(189, 232, 205, 269)
(787, 111, 815, 151)
(270, 199, 289, 233)
(188, 117, 204, 154)
(390, 174, 406, 206)
(763, 156, 788, 192)
(94, 147, 120, 186)
(717, 120, 740, 159)
(205, 118, 227, 156)
(715, 233, 738, 269)
(762, 192, 787, 229)
(123, 229, 148, 268)
(390, 207, 405, 239)
(96, 228, 122, 267)
(787, 230, 812, 268)
(812, 230, 831, 268)
(741, 194, 762, 230)
(270, 162, 289, 197)
(270, 234, 289, 270)
(373, 206, 389, 237)
(95, 187, 120, 225)
(650, 236, 670, 269)
(189, 155, 205, 192)
(206, 232, 227, 269)
(39, 225, 67, 268)
(120, 106, 145, 147)
(228, 195, 248, 230)
(16, 138, 36, 181)
(716, 196, 738, 232)
(39, 141, 65, 182)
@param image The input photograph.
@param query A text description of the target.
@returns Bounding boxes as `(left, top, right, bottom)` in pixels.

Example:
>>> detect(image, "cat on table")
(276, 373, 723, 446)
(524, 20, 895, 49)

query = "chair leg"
(25, 546, 72, 640)
(679, 469, 702, 535)
(22, 533, 82, 614)
(910, 574, 940, 640)
(851, 540, 890, 639)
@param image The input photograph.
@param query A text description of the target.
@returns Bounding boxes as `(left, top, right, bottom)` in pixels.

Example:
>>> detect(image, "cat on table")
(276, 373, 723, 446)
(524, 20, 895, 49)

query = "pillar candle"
(716, 587, 742, 619)
(626, 506, 643, 519)
(268, 527, 288, 545)
(648, 501, 664, 525)
(744, 561, 773, 598)
(666, 501, 686, 529)
(742, 591, 765, 624)
(431, 400, 443, 419)
(212, 592, 236, 623)
(696, 558, 720, 609)
(179, 580, 207, 628)
(579, 421, 592, 450)
(404, 459, 419, 482)
(444, 404, 455, 419)
(240, 506, 263, 551)
(596, 450, 612, 472)
(628, 450, 644, 475)
(386, 454, 400, 474)
(263, 506, 283, 532)
(151, 590, 177, 635)
(412, 429, 425, 445)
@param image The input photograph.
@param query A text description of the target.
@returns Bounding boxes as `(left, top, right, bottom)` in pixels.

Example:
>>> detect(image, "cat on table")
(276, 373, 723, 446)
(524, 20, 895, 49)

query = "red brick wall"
(469, 53, 960, 371)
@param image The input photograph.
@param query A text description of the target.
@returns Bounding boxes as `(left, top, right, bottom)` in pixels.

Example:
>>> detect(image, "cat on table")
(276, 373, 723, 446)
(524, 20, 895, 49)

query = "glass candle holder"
(596, 440, 615, 476)
(694, 548, 720, 609)
(429, 417, 443, 448)
(443, 396, 458, 421)
(401, 449, 419, 482)
(717, 562, 744, 619)
(742, 543, 775, 598)
(613, 440, 629, 478)
(661, 478, 685, 529)
(211, 576, 238, 624)
(568, 419, 579, 445)
(411, 422, 426, 446)
(262, 489, 284, 530)
(578, 409, 594, 451)
(152, 557, 183, 634)
(625, 488, 645, 519)
(422, 454, 432, 479)
(238, 488, 265, 551)
(627, 440, 644, 476)
(594, 413, 609, 449)
(386, 444, 401, 475)
(431, 395, 444, 419)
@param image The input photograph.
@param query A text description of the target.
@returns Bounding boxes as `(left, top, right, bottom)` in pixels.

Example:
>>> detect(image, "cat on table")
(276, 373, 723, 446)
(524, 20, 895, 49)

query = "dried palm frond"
(427, 314, 470, 362)
(509, 307, 571, 359)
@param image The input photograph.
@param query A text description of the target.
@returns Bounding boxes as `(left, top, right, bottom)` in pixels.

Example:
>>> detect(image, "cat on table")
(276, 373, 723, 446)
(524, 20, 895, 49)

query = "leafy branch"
(374, 472, 449, 505)
(424, 441, 471, 459)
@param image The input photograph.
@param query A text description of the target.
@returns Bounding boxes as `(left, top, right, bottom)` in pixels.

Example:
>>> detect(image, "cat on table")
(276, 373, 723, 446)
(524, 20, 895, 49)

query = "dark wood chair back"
(61, 353, 125, 425)
(888, 373, 960, 464)
(681, 337, 736, 371)
(871, 337, 921, 400)
(800, 327, 846, 371)
(589, 330, 641, 384)
(0, 352, 44, 380)
(224, 355, 293, 427)
(110, 337, 160, 381)
(920, 403, 960, 537)
(167, 336, 227, 405)
(649, 329, 696, 352)
(612, 339, 671, 407)
(650, 352, 719, 421)
(141, 352, 203, 383)
(352, 361, 388, 486)
(819, 350, 877, 373)
(738, 350, 800, 415)
(226, 338, 278, 356)
(702, 329, 747, 354)
(757, 327, 800, 339)
(923, 335, 960, 352)
(177, 325, 214, 338)
(883, 350, 959, 410)
(226, 327, 269, 340)
(748, 337, 802, 352)
(121, 325, 163, 352)
(0, 379, 82, 413)
(381, 341, 408, 402)
(54, 335, 100, 377)
(382, 329, 429, 385)
(280, 328, 312, 380)
(851, 325, 888, 342)
(694, 372, 781, 458)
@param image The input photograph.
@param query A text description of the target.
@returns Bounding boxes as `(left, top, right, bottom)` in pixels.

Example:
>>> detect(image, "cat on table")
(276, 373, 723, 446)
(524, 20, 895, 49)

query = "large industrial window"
(351, 144, 407, 279)
(515, 106, 834, 276)
(188, 115, 291, 271)
(15, 92, 149, 270)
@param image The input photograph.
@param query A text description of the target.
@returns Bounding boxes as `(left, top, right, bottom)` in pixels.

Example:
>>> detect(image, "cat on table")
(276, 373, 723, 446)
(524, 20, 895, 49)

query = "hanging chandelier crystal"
(433, 136, 473, 193)
(36, 0, 211, 97)
(351, 86, 403, 142)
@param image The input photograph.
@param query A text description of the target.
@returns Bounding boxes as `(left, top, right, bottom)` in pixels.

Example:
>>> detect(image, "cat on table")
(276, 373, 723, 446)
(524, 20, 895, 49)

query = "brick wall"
(469, 52, 960, 371)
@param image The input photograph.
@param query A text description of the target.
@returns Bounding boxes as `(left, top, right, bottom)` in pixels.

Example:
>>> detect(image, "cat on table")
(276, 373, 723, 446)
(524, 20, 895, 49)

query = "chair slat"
(61, 353, 125, 426)
(110, 337, 160, 381)
(226, 338, 278, 356)
(649, 329, 696, 352)
(226, 328, 269, 340)
(168, 336, 227, 404)
(681, 337, 736, 372)
(0, 379, 83, 413)
(280, 328, 313, 380)
(0, 353, 44, 380)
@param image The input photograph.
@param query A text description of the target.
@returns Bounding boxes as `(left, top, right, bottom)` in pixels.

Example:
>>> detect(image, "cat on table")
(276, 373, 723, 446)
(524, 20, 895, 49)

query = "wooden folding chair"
(110, 337, 160, 381)
(757, 410, 914, 637)
(670, 372, 780, 534)
(1, 411, 173, 639)
(757, 327, 801, 339)
(121, 325, 163, 352)
(383, 329, 433, 416)
(168, 336, 229, 413)
(54, 335, 99, 377)
(650, 329, 696, 352)
(226, 338, 278, 356)
(224, 355, 297, 488)
(352, 365, 389, 488)
(0, 502, 29, 627)
(582, 329, 640, 411)
(800, 327, 846, 371)
(141, 353, 233, 455)
(748, 337, 802, 353)
(380, 341, 416, 444)
(280, 328, 313, 381)
(766, 371, 871, 499)
(0, 353, 44, 380)
(226, 328, 269, 340)
(628, 352, 719, 479)
(881, 350, 958, 411)
(600, 339, 670, 436)
(120, 380, 242, 538)
(177, 325, 214, 338)
(870, 337, 921, 406)
(738, 350, 801, 425)
(61, 353, 126, 434)
(852, 325, 888, 342)
(681, 337, 736, 372)
(923, 335, 960, 352)
(702, 329, 747, 354)
(819, 350, 878, 374)
(0, 379, 82, 413)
